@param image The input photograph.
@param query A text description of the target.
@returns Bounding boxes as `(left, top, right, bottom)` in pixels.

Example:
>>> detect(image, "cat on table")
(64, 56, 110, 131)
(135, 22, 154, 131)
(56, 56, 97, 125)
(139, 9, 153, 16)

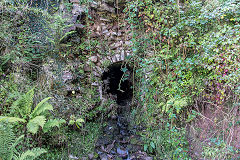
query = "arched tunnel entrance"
(102, 62, 133, 105)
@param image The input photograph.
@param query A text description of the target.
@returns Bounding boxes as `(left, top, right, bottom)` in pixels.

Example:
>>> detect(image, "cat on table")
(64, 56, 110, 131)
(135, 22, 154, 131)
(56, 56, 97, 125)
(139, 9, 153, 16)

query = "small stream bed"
(95, 103, 152, 160)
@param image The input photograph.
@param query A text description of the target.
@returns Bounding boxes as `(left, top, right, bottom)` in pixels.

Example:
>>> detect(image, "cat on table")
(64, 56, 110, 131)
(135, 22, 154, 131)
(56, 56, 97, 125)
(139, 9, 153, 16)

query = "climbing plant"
(123, 0, 239, 158)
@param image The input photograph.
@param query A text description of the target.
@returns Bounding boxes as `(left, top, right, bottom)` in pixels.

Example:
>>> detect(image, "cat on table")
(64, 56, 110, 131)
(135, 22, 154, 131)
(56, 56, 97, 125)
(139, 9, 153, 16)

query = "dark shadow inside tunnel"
(102, 62, 133, 105)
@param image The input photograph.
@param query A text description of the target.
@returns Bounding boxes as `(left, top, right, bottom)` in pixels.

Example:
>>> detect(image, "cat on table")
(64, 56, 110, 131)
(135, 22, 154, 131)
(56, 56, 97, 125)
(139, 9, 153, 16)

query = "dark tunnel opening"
(102, 62, 133, 105)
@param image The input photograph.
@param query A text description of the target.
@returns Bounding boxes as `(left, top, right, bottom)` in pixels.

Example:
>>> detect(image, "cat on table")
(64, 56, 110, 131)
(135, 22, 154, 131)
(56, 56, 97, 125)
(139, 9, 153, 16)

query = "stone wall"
(70, 0, 133, 100)
(42, 0, 133, 102)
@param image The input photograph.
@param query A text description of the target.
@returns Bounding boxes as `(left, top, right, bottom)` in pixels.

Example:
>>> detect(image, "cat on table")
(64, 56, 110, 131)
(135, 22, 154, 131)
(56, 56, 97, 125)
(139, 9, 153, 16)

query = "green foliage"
(141, 124, 190, 159)
(2, 88, 56, 134)
(60, 87, 102, 121)
(0, 0, 74, 65)
(0, 122, 17, 160)
(19, 148, 47, 160)
(202, 138, 236, 159)
(68, 115, 85, 129)
(27, 116, 46, 134)
(37, 122, 100, 160)
(1, 0, 239, 159)
(126, 0, 239, 158)
(0, 116, 25, 123)
(0, 122, 46, 160)
(199, 24, 240, 104)
(0, 75, 21, 114)
(43, 119, 66, 133)
(143, 141, 155, 154)
(66, 122, 100, 158)
(11, 88, 34, 118)
(161, 97, 190, 116)
(0, 3, 49, 63)
(30, 97, 53, 118)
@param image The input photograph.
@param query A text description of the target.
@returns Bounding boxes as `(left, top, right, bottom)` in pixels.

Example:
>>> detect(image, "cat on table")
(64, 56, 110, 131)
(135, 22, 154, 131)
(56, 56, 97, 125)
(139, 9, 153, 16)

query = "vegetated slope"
(125, 0, 239, 159)
(0, 0, 239, 159)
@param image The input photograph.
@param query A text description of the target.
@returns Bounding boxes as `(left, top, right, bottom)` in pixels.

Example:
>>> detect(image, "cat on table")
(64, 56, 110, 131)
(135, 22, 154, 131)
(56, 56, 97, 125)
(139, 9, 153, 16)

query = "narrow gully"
(95, 62, 152, 160)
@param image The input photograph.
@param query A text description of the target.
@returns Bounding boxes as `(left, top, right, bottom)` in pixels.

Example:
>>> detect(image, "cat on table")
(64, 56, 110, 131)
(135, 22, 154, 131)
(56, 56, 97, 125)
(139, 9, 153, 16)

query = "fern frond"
(24, 88, 35, 115)
(0, 122, 16, 160)
(27, 116, 46, 134)
(11, 135, 24, 150)
(43, 119, 66, 133)
(11, 88, 34, 118)
(11, 135, 24, 160)
(0, 122, 46, 160)
(30, 97, 53, 118)
(19, 148, 47, 160)
(0, 116, 26, 123)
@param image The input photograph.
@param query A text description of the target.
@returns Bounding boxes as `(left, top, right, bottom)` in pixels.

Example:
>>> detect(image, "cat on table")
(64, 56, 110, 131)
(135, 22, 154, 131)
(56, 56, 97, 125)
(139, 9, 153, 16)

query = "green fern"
(0, 122, 46, 160)
(2, 89, 64, 134)
(10, 88, 34, 118)
(27, 116, 46, 134)
(30, 97, 53, 118)
(0, 122, 16, 160)
(3, 89, 55, 134)
(18, 148, 47, 160)
(0, 116, 26, 123)
(43, 119, 66, 133)
(11, 135, 25, 160)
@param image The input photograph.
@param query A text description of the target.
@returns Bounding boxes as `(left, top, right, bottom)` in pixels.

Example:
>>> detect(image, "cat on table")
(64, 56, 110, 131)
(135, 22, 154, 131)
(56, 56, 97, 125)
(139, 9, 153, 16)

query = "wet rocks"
(130, 151, 153, 160)
(99, 3, 115, 13)
(88, 153, 94, 159)
(89, 1, 115, 13)
(95, 102, 152, 160)
(117, 147, 128, 158)
(99, 154, 108, 160)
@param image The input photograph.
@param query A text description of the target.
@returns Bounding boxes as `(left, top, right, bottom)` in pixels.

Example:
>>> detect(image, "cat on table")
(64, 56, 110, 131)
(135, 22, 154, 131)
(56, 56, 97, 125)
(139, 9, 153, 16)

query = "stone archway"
(101, 62, 133, 105)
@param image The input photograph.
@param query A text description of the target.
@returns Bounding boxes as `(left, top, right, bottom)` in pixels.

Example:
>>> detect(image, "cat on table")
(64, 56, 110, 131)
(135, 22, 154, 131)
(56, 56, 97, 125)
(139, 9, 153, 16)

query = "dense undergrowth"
(0, 0, 239, 159)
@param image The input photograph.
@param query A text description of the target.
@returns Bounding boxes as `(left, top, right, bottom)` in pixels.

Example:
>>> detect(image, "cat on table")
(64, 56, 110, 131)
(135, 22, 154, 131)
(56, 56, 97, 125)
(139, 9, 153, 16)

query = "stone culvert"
(66, 0, 134, 102)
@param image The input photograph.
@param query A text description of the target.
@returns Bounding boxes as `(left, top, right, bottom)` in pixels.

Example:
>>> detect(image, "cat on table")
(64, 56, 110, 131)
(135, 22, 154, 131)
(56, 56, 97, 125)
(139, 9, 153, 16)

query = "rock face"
(41, 58, 84, 94)
(66, 0, 132, 63)
(57, 0, 136, 103)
